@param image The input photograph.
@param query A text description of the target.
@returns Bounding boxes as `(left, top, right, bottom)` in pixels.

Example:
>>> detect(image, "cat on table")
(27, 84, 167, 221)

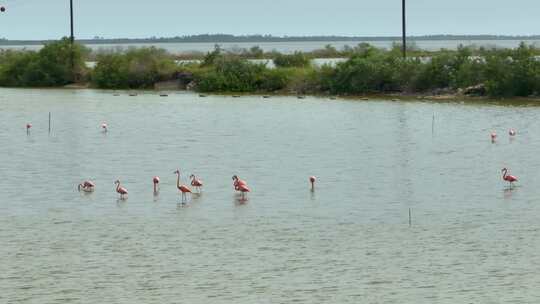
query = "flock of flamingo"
(78, 172, 317, 204)
(26, 120, 517, 201)
(27, 121, 319, 204)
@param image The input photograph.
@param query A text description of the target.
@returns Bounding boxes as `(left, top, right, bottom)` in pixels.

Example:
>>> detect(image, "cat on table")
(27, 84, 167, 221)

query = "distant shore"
(2, 34, 540, 46)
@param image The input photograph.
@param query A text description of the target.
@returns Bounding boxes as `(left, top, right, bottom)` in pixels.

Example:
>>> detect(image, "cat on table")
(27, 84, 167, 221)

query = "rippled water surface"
(2, 89, 540, 303)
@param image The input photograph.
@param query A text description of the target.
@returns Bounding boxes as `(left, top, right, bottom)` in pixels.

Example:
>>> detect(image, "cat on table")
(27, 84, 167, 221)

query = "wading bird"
(114, 180, 128, 199)
(501, 168, 518, 188)
(491, 132, 497, 142)
(190, 174, 203, 193)
(153, 176, 160, 193)
(509, 129, 516, 136)
(174, 170, 192, 203)
(78, 180, 95, 193)
(101, 123, 108, 132)
(309, 176, 316, 191)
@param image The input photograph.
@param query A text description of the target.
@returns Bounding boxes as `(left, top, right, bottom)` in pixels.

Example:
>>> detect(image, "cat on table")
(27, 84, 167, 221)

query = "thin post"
(432, 113, 435, 134)
(48, 112, 51, 134)
(69, 0, 75, 80)
(409, 208, 412, 226)
(402, 0, 407, 58)
(70, 0, 74, 44)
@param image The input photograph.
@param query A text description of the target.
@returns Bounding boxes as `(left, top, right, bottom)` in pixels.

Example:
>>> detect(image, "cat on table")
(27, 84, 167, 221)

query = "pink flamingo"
(232, 175, 247, 191)
(490, 132, 497, 142)
(153, 176, 160, 193)
(101, 123, 108, 132)
(309, 176, 316, 191)
(190, 174, 203, 193)
(174, 170, 192, 203)
(509, 129, 516, 136)
(78, 180, 95, 193)
(501, 168, 518, 188)
(114, 180, 128, 199)
(26, 123, 32, 134)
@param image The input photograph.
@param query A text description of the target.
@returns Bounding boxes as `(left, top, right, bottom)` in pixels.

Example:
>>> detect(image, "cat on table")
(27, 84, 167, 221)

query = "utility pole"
(70, 0, 74, 44)
(69, 0, 75, 80)
(402, 0, 407, 58)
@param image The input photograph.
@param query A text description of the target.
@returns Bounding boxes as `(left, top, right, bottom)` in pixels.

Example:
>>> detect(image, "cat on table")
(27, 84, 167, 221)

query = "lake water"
(3, 39, 540, 54)
(1, 89, 540, 303)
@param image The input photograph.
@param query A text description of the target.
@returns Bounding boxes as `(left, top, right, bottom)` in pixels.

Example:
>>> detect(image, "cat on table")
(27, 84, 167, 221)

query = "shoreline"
(4, 85, 540, 106)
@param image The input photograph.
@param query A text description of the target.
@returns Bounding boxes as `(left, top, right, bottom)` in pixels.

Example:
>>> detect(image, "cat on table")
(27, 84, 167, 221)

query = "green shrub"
(196, 56, 266, 92)
(273, 52, 311, 68)
(329, 49, 401, 94)
(0, 37, 88, 87)
(92, 47, 177, 89)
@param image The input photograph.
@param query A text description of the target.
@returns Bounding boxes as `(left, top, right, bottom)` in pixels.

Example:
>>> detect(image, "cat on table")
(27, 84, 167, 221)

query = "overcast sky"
(0, 0, 537, 39)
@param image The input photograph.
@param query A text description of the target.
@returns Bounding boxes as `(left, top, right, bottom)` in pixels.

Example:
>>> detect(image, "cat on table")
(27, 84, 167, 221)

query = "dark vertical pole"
(69, 0, 75, 81)
(402, 0, 407, 58)
(70, 0, 74, 44)
(48, 112, 51, 134)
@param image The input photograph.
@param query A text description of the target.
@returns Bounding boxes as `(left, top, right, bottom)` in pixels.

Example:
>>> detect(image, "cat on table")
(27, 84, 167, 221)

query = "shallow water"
(1, 89, 540, 303)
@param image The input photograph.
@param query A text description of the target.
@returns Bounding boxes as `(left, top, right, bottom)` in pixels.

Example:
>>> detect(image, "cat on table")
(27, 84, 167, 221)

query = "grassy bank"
(2, 38, 540, 99)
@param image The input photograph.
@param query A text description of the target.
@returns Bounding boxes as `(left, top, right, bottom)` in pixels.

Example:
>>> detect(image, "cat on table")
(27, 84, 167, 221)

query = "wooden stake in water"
(48, 112, 51, 134)
(409, 208, 412, 227)
(432, 113, 435, 134)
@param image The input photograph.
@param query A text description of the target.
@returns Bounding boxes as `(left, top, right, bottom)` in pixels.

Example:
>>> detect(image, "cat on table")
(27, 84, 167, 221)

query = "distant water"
(3, 39, 540, 54)
(2, 89, 540, 303)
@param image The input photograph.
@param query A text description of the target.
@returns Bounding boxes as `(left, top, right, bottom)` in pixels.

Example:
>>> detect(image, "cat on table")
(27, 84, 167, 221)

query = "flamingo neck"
(116, 183, 121, 191)
(176, 173, 180, 188)
(502, 169, 507, 178)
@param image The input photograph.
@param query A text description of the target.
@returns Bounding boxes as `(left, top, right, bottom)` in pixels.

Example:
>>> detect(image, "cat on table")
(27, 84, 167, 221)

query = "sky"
(0, 0, 538, 40)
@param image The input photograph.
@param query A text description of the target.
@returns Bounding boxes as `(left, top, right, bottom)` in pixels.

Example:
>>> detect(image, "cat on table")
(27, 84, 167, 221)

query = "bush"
(483, 43, 540, 97)
(92, 47, 177, 89)
(273, 52, 311, 68)
(0, 37, 88, 87)
(195, 56, 267, 92)
(329, 49, 402, 94)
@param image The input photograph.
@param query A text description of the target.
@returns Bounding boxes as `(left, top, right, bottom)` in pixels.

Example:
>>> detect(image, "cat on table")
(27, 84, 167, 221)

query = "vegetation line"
(1, 37, 540, 99)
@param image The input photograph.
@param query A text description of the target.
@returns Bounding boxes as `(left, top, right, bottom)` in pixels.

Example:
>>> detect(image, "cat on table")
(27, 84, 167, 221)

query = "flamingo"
(26, 123, 32, 134)
(232, 175, 247, 191)
(190, 174, 203, 193)
(309, 176, 316, 191)
(501, 168, 518, 188)
(174, 170, 192, 203)
(101, 123, 108, 132)
(491, 132, 497, 142)
(509, 129, 516, 136)
(78, 180, 95, 193)
(153, 176, 160, 193)
(114, 180, 128, 199)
